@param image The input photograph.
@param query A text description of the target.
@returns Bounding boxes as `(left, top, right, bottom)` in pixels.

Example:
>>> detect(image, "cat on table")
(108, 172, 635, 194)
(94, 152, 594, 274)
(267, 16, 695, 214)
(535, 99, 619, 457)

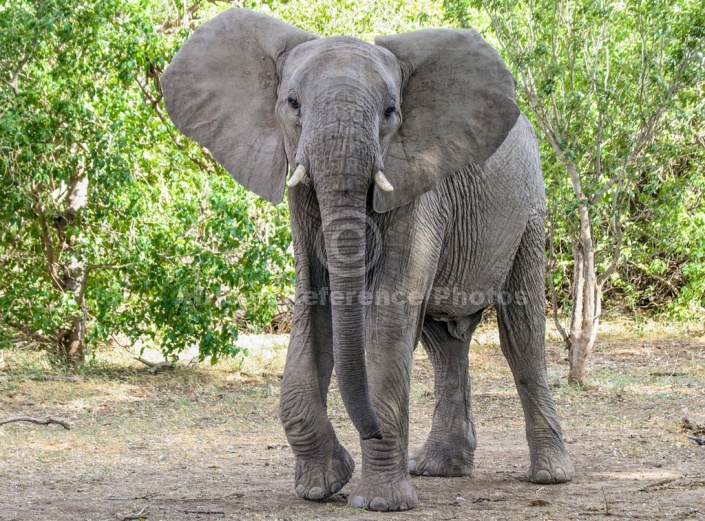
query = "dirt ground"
(1, 329, 704, 520)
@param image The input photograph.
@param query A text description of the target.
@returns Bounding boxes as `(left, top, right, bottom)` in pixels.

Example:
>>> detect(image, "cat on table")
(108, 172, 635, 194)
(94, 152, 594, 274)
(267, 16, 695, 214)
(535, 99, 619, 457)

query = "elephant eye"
(384, 103, 396, 119)
(287, 96, 300, 110)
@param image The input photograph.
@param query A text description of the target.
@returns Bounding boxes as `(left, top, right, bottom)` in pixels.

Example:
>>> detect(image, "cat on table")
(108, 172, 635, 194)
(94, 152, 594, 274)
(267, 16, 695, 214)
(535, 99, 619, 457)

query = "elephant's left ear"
(374, 29, 520, 212)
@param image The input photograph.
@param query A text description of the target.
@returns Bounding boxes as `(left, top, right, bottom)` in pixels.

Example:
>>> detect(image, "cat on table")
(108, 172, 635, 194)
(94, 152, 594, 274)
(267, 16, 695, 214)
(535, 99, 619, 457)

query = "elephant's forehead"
(283, 36, 401, 89)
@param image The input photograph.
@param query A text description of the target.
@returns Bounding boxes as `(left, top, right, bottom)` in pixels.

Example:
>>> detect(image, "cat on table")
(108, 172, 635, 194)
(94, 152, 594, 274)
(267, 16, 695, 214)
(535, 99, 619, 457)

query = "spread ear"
(162, 9, 317, 204)
(374, 29, 520, 212)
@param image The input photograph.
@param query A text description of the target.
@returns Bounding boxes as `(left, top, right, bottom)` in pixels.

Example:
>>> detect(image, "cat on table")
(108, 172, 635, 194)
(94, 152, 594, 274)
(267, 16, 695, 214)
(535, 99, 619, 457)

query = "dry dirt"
(1, 332, 704, 520)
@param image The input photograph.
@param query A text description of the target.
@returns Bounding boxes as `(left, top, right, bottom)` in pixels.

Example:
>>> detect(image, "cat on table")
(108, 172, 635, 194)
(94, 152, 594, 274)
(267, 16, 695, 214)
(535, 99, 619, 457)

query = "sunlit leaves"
(0, 0, 294, 363)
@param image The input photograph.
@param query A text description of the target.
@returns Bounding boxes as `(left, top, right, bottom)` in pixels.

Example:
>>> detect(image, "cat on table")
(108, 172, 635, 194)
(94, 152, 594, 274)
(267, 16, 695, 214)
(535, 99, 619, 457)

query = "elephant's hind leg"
(496, 213, 574, 484)
(408, 312, 482, 477)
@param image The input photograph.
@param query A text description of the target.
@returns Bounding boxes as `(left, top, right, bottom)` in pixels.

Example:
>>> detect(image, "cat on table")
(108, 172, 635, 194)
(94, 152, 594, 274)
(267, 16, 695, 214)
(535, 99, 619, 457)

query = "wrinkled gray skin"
(162, 8, 575, 512)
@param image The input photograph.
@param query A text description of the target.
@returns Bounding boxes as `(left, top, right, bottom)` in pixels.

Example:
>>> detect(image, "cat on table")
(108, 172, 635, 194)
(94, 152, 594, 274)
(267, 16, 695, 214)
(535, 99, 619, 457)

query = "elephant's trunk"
(303, 89, 383, 439)
(318, 193, 383, 440)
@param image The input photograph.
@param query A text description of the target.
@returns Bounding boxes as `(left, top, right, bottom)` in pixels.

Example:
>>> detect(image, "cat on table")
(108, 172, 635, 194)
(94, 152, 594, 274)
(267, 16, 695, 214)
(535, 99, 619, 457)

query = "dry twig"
(135, 355, 199, 374)
(640, 477, 678, 491)
(0, 416, 71, 430)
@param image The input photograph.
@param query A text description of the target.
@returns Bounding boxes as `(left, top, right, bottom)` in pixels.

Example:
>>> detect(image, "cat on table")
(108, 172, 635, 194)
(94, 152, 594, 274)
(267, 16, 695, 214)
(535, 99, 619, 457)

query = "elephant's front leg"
(347, 203, 444, 511)
(280, 190, 355, 501)
(280, 287, 355, 500)
(347, 301, 419, 511)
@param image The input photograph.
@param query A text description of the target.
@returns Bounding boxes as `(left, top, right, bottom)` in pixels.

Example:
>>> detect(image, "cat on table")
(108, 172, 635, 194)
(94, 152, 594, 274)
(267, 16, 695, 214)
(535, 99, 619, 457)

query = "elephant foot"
(294, 442, 355, 500)
(408, 436, 475, 477)
(348, 475, 418, 511)
(529, 440, 575, 484)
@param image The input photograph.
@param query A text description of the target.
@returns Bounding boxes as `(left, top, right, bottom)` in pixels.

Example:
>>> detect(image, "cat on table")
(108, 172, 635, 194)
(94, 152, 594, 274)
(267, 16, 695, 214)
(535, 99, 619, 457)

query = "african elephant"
(161, 8, 574, 511)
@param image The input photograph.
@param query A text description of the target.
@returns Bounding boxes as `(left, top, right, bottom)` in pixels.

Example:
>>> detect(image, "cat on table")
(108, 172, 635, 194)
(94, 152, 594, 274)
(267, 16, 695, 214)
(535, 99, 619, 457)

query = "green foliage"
(0, 0, 294, 363)
(1, 0, 703, 370)
(0, 0, 448, 365)
(251, 0, 445, 38)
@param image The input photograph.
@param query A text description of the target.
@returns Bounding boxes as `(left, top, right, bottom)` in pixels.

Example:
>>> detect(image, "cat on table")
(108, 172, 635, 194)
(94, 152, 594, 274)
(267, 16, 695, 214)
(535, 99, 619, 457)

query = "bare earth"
(1, 332, 704, 520)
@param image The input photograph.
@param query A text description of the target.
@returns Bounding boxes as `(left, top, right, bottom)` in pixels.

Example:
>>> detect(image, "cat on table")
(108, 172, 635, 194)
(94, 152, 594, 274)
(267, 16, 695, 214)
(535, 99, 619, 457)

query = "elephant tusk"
(374, 170, 394, 192)
(287, 164, 309, 187)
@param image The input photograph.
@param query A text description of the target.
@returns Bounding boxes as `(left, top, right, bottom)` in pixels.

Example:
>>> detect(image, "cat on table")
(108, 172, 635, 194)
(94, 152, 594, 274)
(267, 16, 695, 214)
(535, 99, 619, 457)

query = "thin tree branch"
(5, 320, 56, 346)
(588, 51, 693, 205)
(2, 0, 55, 95)
(627, 261, 681, 296)
(547, 213, 569, 345)
(157, 0, 202, 33)
(2, 55, 30, 95)
(85, 263, 134, 271)
(595, 110, 603, 180)
(76, 263, 133, 304)
(596, 173, 625, 288)
(596, 211, 623, 288)
(30, 187, 64, 291)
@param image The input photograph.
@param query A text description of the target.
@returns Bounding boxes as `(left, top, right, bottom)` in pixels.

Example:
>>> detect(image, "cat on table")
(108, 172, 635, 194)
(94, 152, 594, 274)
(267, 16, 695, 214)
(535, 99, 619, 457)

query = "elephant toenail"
(400, 502, 409, 511)
(555, 468, 566, 482)
(350, 496, 365, 508)
(408, 460, 417, 472)
(295, 484, 306, 497)
(331, 482, 342, 494)
(369, 497, 389, 511)
(422, 470, 430, 476)
(308, 487, 325, 500)
(534, 470, 551, 483)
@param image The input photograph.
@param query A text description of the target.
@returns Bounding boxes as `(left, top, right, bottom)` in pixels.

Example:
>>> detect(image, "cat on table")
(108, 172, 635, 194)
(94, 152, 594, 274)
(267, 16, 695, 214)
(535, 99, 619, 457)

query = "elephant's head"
(162, 8, 519, 440)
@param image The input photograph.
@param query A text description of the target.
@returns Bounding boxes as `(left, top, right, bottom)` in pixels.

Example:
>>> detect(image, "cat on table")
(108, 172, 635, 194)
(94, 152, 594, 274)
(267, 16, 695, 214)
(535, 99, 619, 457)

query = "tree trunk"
(57, 308, 87, 366)
(566, 199, 601, 385)
(51, 161, 90, 366)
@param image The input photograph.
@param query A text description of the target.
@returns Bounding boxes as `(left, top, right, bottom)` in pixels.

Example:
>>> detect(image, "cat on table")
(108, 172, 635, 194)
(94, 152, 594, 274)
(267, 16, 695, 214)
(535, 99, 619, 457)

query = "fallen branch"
(136, 357, 175, 374)
(0, 416, 71, 430)
(639, 477, 678, 491)
(136, 356, 199, 374)
(106, 494, 158, 501)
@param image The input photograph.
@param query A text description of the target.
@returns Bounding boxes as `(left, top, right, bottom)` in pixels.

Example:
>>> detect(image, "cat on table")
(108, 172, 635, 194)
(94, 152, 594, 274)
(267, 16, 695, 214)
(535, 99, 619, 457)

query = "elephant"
(161, 8, 575, 511)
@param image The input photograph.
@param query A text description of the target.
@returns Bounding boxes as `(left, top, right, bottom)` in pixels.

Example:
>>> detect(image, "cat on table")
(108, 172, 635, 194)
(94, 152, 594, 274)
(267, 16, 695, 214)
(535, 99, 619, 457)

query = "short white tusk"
(287, 164, 308, 187)
(374, 170, 394, 192)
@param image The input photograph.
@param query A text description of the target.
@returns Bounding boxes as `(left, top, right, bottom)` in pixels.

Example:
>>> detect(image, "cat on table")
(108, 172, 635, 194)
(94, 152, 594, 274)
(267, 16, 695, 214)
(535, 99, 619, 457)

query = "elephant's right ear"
(162, 9, 317, 204)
